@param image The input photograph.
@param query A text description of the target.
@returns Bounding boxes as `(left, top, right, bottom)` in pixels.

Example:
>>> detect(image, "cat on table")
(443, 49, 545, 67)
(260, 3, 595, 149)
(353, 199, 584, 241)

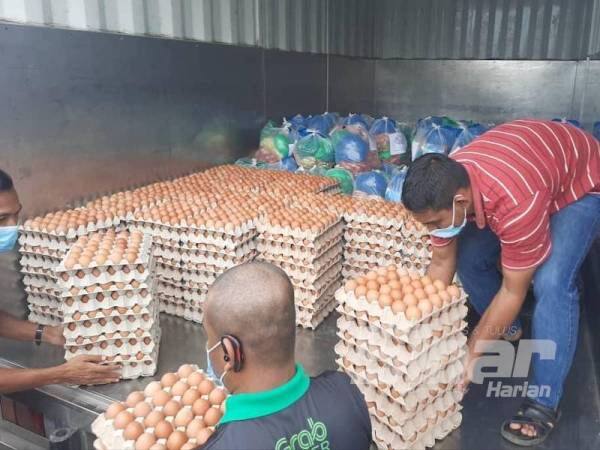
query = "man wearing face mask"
(199, 261, 372, 450)
(401, 119, 600, 447)
(0, 169, 121, 392)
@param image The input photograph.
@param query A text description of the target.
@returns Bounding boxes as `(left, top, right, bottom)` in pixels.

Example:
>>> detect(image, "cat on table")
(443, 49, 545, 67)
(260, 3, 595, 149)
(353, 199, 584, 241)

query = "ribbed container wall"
(377, 0, 600, 60)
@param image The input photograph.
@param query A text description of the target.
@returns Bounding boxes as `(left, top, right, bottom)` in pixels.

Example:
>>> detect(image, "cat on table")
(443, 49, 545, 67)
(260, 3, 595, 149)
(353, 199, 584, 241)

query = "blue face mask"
(430, 197, 467, 239)
(0, 225, 18, 253)
(206, 341, 228, 386)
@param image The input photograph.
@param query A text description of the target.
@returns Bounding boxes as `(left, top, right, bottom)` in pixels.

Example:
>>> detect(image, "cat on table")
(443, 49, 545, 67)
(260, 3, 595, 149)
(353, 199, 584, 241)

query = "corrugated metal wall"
(378, 0, 600, 59)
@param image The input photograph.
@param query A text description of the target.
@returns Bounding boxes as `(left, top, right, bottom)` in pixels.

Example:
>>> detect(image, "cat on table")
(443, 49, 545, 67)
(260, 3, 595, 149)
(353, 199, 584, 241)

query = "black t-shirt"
(200, 370, 371, 450)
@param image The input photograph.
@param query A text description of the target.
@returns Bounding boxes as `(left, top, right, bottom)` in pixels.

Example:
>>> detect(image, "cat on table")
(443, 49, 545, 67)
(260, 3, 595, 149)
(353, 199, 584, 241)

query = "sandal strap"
(508, 415, 553, 434)
(519, 399, 559, 424)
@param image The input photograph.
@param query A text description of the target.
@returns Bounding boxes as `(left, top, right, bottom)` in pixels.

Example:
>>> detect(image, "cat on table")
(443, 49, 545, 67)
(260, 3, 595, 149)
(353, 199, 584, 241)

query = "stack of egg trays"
(342, 212, 431, 280)
(56, 233, 160, 380)
(18, 217, 120, 326)
(256, 218, 344, 329)
(334, 284, 468, 449)
(130, 217, 257, 324)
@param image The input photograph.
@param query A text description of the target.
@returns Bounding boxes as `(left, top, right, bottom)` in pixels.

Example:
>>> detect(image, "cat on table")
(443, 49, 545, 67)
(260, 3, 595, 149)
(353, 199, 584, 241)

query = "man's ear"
(455, 187, 471, 207)
(221, 338, 235, 373)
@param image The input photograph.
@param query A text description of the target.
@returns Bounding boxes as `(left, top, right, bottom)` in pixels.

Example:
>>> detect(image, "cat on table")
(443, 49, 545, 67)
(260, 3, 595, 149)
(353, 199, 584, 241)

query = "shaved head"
(205, 261, 296, 368)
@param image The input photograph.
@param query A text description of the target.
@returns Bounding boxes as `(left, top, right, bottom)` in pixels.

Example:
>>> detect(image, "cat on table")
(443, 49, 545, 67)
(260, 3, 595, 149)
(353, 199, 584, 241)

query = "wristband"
(35, 324, 45, 346)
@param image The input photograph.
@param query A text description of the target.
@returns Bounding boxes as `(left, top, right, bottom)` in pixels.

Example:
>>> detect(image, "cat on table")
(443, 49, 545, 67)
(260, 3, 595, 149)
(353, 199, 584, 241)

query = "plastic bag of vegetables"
(385, 166, 408, 203)
(293, 131, 334, 170)
(450, 122, 489, 153)
(354, 170, 388, 198)
(343, 113, 370, 130)
(411, 116, 462, 160)
(332, 129, 373, 175)
(235, 157, 269, 169)
(258, 122, 291, 163)
(325, 167, 354, 195)
(370, 116, 408, 164)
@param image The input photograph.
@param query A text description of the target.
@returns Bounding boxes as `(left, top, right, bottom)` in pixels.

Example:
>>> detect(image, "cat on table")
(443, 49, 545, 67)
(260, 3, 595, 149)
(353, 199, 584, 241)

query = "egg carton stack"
(256, 207, 344, 329)
(92, 363, 227, 450)
(335, 265, 468, 449)
(18, 209, 121, 326)
(56, 229, 160, 380)
(131, 197, 258, 323)
(342, 201, 432, 280)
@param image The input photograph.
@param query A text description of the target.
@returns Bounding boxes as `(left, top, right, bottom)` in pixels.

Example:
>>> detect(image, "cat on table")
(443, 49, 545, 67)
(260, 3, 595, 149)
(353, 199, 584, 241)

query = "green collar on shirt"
(219, 363, 310, 426)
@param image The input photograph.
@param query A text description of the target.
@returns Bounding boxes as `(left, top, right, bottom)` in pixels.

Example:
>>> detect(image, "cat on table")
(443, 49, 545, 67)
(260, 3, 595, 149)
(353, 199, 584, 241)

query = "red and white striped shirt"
(431, 119, 600, 270)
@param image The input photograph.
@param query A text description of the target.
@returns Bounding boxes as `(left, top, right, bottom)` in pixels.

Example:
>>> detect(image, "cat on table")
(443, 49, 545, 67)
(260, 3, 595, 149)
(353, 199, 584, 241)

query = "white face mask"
(206, 341, 228, 386)
(430, 196, 467, 239)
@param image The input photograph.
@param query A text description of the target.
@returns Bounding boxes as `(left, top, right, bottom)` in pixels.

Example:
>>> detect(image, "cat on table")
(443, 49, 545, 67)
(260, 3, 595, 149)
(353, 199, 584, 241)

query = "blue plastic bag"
(552, 118, 582, 128)
(354, 171, 388, 198)
(412, 116, 462, 160)
(450, 123, 489, 153)
(307, 114, 334, 135)
(385, 167, 408, 203)
(370, 116, 407, 163)
(343, 113, 369, 130)
(333, 129, 369, 164)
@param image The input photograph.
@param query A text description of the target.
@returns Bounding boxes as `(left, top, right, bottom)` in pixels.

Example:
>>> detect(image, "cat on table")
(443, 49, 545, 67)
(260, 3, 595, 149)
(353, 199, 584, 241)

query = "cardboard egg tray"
(65, 331, 160, 358)
(344, 235, 403, 251)
(343, 248, 406, 267)
(21, 214, 121, 240)
(20, 265, 56, 278)
(19, 243, 65, 259)
(372, 408, 462, 450)
(22, 273, 60, 293)
(295, 279, 341, 310)
(284, 260, 342, 291)
(159, 297, 204, 323)
(336, 315, 467, 371)
(60, 287, 155, 315)
(28, 308, 62, 326)
(56, 261, 154, 290)
(257, 221, 344, 249)
(23, 282, 61, 297)
(18, 231, 75, 254)
(335, 340, 464, 395)
(92, 364, 226, 450)
(296, 299, 337, 330)
(62, 280, 152, 297)
(110, 359, 157, 380)
(256, 246, 343, 284)
(155, 263, 217, 286)
(28, 303, 62, 319)
(154, 250, 256, 273)
(63, 302, 156, 324)
(63, 309, 158, 340)
(154, 241, 256, 265)
(256, 236, 343, 260)
(26, 292, 62, 310)
(343, 213, 405, 232)
(156, 280, 207, 303)
(64, 328, 155, 347)
(19, 253, 62, 271)
(336, 289, 468, 343)
(293, 266, 343, 302)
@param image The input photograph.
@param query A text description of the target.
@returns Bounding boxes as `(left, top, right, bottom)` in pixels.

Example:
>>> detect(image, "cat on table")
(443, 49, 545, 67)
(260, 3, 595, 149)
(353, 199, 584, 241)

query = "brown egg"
(439, 291, 451, 304)
(166, 431, 188, 450)
(171, 381, 190, 397)
(366, 289, 379, 303)
(135, 433, 157, 450)
(366, 271, 377, 281)
(187, 371, 204, 387)
(388, 279, 401, 290)
(390, 289, 403, 302)
(196, 427, 214, 446)
(198, 379, 215, 395)
(126, 252, 138, 264)
(163, 399, 182, 417)
(355, 276, 367, 286)
(161, 372, 179, 388)
(124, 421, 144, 441)
(345, 280, 357, 292)
(429, 294, 443, 309)
(433, 279, 447, 292)
(152, 390, 171, 407)
(399, 276, 411, 285)
(114, 410, 135, 430)
(417, 299, 433, 315)
(378, 294, 393, 308)
(186, 418, 204, 438)
(405, 306, 422, 321)
(391, 301, 406, 314)
(377, 267, 388, 277)
(376, 276, 388, 286)
(379, 284, 392, 295)
(177, 364, 194, 378)
(403, 294, 417, 307)
(447, 285, 461, 299)
(126, 391, 146, 408)
(414, 289, 426, 300)
(208, 388, 227, 406)
(105, 402, 126, 419)
(411, 280, 423, 290)
(174, 408, 194, 428)
(366, 280, 379, 291)
(134, 401, 152, 418)
(154, 420, 174, 439)
(143, 410, 165, 428)
(421, 275, 432, 285)
(192, 398, 210, 416)
(202, 408, 223, 427)
(403, 284, 414, 295)
(181, 388, 201, 406)
(354, 285, 367, 298)
(424, 284, 437, 295)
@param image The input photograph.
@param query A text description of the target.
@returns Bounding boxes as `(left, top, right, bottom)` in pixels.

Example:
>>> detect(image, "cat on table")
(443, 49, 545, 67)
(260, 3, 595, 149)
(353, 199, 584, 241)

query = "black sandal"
(501, 399, 560, 447)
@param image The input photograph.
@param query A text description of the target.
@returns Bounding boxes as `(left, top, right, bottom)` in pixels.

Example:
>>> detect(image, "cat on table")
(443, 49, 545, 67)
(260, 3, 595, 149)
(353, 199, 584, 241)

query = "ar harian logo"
(275, 418, 330, 450)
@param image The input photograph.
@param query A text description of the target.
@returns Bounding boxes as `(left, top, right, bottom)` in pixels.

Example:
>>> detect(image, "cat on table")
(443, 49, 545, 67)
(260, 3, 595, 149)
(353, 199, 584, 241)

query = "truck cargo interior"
(0, 1, 599, 449)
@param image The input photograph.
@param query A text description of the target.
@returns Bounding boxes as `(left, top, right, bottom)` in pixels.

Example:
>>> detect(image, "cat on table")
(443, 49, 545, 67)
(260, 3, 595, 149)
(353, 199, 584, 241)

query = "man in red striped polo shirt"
(402, 119, 600, 446)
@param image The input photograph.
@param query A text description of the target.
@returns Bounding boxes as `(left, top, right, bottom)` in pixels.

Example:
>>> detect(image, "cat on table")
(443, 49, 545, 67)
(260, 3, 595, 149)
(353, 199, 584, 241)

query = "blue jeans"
(457, 194, 600, 409)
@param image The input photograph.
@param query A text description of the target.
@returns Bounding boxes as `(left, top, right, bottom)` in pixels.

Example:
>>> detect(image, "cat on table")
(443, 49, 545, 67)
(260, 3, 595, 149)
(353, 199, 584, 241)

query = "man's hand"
(458, 349, 477, 392)
(57, 355, 121, 386)
(42, 325, 65, 346)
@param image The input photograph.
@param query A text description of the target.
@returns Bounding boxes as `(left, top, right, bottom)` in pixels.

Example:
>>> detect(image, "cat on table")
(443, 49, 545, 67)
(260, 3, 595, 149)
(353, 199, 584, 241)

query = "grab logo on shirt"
(274, 417, 329, 450)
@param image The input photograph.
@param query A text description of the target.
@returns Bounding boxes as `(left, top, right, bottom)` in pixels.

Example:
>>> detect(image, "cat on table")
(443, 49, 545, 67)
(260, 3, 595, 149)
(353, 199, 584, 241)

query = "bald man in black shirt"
(198, 261, 372, 450)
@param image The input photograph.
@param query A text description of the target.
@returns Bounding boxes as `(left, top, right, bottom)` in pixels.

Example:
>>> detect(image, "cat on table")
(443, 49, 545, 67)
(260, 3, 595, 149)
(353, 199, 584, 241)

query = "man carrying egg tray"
(199, 261, 372, 450)
(401, 119, 600, 447)
(0, 169, 121, 393)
